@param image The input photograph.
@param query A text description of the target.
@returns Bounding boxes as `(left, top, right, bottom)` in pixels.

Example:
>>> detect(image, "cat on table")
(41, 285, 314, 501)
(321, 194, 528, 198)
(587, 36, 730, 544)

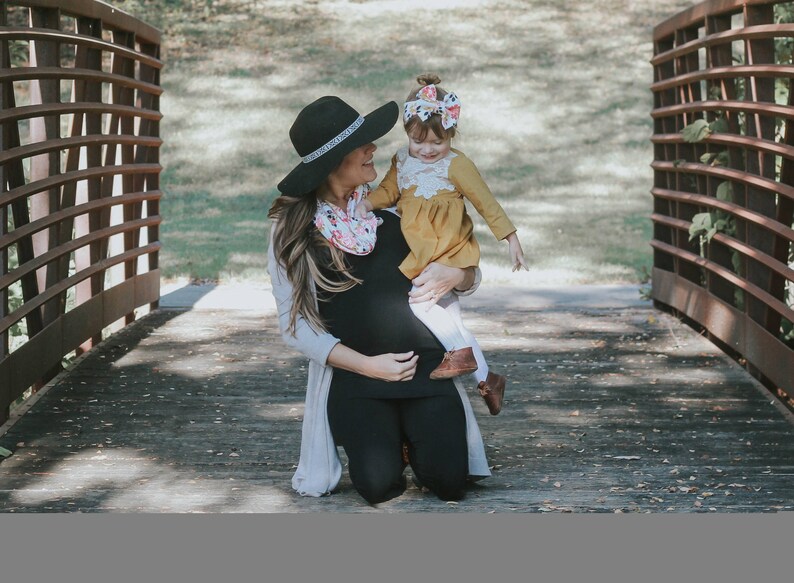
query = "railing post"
(743, 4, 780, 339)
(0, 1, 9, 424)
(101, 31, 135, 333)
(70, 16, 104, 353)
(27, 5, 61, 329)
(673, 24, 705, 288)
(704, 12, 741, 309)
(1, 9, 43, 346)
(652, 33, 677, 277)
(138, 41, 161, 312)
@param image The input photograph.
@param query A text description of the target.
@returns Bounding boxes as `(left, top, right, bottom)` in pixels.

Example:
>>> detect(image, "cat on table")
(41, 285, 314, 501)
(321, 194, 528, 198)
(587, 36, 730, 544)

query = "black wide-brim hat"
(278, 96, 400, 197)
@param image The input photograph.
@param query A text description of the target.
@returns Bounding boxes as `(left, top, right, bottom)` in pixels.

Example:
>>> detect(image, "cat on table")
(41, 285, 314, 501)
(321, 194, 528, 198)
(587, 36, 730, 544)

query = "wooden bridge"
(1, 282, 793, 513)
(1, 0, 794, 512)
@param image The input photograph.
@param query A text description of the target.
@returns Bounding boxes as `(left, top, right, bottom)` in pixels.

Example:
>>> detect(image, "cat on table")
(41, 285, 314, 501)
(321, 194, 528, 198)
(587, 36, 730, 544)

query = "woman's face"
(331, 142, 378, 189)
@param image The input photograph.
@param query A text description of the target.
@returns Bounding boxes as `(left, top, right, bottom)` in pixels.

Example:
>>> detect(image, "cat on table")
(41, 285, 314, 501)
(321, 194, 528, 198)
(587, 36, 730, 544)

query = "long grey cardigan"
(267, 222, 492, 497)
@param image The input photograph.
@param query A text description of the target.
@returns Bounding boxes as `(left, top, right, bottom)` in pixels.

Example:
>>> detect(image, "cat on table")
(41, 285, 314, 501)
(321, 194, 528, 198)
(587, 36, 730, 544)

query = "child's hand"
(506, 232, 529, 272)
(354, 200, 373, 219)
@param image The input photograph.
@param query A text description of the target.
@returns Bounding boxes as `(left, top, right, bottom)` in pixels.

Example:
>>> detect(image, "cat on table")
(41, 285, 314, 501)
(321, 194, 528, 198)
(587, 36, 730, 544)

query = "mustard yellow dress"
(367, 147, 516, 280)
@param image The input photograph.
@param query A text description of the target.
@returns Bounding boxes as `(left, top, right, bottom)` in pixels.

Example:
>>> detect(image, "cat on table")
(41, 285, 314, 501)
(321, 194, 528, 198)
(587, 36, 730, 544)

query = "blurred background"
(109, 0, 697, 286)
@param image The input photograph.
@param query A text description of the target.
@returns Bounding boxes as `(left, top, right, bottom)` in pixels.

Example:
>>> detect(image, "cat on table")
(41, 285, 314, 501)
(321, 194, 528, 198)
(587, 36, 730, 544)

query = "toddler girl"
(357, 74, 527, 415)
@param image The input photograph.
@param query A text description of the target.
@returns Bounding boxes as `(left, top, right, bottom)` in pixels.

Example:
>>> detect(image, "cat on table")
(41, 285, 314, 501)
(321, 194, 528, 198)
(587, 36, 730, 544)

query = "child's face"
(407, 128, 451, 164)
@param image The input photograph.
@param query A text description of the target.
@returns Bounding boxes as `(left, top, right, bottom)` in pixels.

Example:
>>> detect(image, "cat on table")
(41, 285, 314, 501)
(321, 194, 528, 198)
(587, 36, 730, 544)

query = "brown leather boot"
(429, 347, 478, 380)
(478, 372, 506, 415)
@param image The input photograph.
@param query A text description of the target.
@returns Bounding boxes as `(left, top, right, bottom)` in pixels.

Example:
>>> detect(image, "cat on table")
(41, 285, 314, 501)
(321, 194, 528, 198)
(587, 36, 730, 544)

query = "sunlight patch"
(10, 449, 148, 506)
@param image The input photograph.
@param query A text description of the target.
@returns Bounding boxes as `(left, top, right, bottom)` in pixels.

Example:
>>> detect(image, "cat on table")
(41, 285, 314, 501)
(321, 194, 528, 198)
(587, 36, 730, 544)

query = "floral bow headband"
(403, 84, 461, 130)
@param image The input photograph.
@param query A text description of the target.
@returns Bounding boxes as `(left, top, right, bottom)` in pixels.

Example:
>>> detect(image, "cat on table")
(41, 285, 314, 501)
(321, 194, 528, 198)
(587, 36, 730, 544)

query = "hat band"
(302, 116, 365, 164)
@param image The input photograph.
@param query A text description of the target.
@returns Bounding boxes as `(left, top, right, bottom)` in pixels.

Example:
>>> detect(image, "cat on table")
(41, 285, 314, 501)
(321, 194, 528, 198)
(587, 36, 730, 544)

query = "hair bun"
(416, 73, 442, 86)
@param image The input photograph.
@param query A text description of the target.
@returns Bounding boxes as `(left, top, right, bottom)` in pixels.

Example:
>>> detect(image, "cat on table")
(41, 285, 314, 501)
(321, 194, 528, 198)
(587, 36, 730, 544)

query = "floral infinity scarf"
(314, 183, 380, 255)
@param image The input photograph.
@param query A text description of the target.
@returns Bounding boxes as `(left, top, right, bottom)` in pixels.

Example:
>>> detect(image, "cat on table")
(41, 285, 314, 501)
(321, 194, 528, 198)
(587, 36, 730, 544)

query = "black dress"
(317, 210, 469, 504)
(318, 210, 456, 398)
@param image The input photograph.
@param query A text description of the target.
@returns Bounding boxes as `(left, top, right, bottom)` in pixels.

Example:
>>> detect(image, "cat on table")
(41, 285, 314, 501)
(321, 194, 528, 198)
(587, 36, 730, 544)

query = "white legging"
(409, 286, 489, 384)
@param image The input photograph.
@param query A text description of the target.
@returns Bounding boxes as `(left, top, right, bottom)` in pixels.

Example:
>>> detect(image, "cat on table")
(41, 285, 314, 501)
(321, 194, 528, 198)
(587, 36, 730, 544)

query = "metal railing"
(651, 0, 794, 400)
(1, 0, 162, 424)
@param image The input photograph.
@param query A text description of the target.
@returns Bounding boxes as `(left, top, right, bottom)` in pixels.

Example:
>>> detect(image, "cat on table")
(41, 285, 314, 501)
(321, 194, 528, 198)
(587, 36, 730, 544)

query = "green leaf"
(705, 226, 718, 242)
(682, 119, 711, 142)
(691, 212, 713, 229)
(732, 251, 742, 273)
(0, 446, 12, 458)
(688, 212, 713, 240)
(700, 152, 716, 164)
(714, 151, 730, 166)
(734, 289, 745, 310)
(716, 181, 733, 202)
(709, 117, 730, 134)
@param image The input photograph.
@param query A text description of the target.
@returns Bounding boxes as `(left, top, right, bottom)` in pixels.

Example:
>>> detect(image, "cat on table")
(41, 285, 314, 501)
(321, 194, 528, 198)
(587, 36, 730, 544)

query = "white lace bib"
(396, 147, 457, 200)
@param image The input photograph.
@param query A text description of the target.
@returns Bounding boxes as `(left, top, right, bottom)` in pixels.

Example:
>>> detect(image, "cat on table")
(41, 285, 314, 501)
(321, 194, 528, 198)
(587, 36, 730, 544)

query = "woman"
(267, 95, 491, 504)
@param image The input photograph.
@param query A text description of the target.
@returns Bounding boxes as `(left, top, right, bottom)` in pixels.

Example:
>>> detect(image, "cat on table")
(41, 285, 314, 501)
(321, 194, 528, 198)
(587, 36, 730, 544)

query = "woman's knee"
(352, 467, 406, 504)
(415, 462, 467, 501)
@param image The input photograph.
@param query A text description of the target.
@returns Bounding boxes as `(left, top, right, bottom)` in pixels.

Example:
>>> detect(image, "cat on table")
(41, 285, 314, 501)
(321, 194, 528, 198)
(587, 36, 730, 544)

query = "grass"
(112, 0, 697, 284)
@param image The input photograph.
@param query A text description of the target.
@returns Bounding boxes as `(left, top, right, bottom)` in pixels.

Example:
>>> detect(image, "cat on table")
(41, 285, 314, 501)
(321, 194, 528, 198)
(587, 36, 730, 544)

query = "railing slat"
(0, 134, 162, 166)
(0, 66, 163, 96)
(0, 27, 163, 68)
(0, 102, 162, 124)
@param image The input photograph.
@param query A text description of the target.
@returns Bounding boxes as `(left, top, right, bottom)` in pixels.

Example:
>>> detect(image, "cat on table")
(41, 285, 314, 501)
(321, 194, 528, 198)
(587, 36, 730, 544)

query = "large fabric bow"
(403, 84, 461, 130)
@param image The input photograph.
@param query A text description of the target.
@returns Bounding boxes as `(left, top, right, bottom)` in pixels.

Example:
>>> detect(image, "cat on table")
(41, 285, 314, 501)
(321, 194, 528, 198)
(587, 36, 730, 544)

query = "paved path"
(1, 283, 793, 513)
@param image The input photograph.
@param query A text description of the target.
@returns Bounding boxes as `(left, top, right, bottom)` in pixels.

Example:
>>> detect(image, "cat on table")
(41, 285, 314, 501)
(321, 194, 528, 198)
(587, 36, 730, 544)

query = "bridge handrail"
(651, 0, 794, 400)
(1, 0, 162, 424)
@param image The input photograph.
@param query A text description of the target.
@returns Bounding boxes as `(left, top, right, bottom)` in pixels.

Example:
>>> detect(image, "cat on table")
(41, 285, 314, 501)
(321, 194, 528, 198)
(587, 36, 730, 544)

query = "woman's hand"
(327, 344, 418, 381)
(409, 263, 474, 308)
(362, 351, 419, 381)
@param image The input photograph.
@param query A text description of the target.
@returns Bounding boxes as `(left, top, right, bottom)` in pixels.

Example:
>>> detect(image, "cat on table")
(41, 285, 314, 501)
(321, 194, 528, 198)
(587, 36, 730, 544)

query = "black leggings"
(327, 389, 469, 504)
